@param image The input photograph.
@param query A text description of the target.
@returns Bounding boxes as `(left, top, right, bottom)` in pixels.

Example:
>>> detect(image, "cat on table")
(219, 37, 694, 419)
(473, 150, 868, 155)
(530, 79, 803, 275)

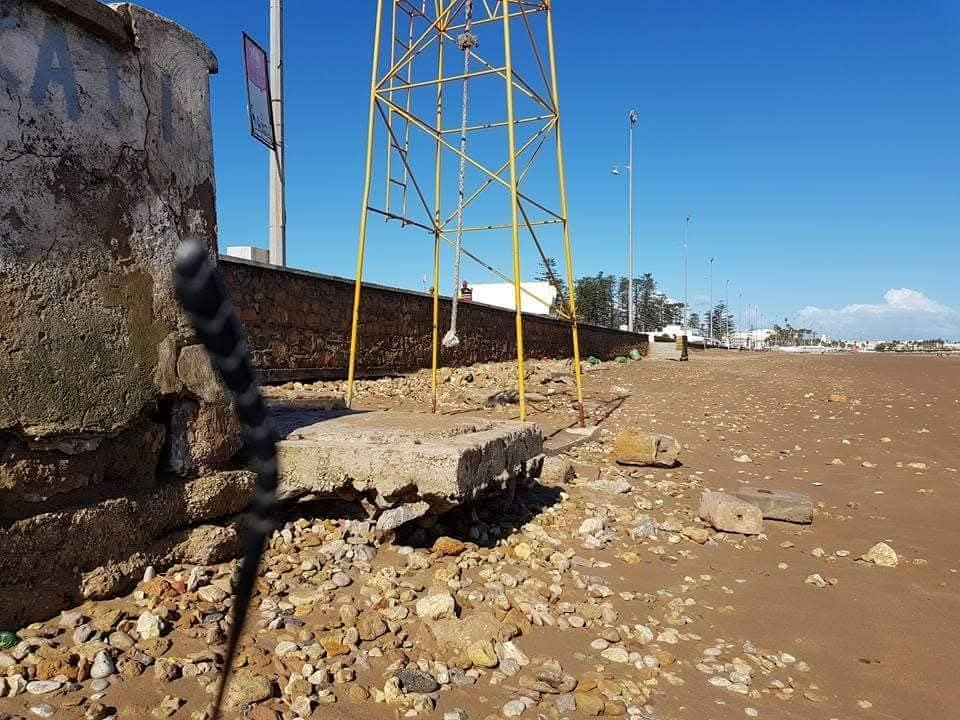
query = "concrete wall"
(0, 1, 248, 627)
(222, 257, 648, 382)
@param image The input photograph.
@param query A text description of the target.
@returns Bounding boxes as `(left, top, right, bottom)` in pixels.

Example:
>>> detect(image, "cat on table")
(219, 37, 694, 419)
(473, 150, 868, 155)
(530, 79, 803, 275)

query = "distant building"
(469, 281, 557, 316)
(225, 245, 270, 264)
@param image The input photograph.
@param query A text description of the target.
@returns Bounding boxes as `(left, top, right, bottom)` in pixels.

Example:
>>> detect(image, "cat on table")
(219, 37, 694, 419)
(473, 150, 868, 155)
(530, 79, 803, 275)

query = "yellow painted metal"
(350, 0, 583, 421)
(545, 1, 586, 427)
(430, 0, 447, 414)
(346, 0, 386, 408)
(501, 0, 526, 423)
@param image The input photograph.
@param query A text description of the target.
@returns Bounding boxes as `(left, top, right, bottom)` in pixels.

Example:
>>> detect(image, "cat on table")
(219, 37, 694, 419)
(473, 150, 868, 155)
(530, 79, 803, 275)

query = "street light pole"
(738, 291, 742, 349)
(683, 219, 688, 334)
(708, 256, 714, 347)
(269, 0, 286, 267)
(725, 279, 731, 346)
(628, 110, 638, 332)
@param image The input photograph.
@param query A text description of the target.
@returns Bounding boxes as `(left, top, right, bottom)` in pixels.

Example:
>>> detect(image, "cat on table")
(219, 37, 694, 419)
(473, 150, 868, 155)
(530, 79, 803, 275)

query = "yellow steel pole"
(545, 1, 586, 426)
(501, 0, 527, 422)
(347, 0, 386, 408)
(430, 0, 447, 414)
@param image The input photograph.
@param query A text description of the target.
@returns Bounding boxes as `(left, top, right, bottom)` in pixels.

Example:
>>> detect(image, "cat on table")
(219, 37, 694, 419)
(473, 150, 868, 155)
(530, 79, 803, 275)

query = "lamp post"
(738, 291, 742, 349)
(611, 109, 639, 332)
(269, 0, 286, 267)
(708, 256, 714, 347)
(683, 213, 692, 336)
(725, 279, 731, 346)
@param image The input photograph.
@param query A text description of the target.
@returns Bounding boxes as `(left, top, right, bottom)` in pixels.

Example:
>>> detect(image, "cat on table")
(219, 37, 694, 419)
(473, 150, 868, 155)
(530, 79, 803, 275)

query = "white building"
(469, 281, 557, 316)
(224, 245, 270, 264)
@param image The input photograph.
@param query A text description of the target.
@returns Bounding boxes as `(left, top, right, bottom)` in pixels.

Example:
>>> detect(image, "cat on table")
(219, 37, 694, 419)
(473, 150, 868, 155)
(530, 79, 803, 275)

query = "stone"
(600, 647, 630, 663)
(589, 479, 632, 495)
(136, 611, 163, 639)
(466, 640, 499, 668)
(502, 699, 527, 717)
(698, 492, 763, 535)
(432, 537, 468, 557)
(197, 585, 228, 603)
(376, 502, 431, 534)
(540, 457, 575, 484)
(431, 613, 502, 652)
(578, 517, 607, 536)
(26, 681, 61, 695)
(396, 668, 440, 694)
(612, 430, 680, 467)
(576, 693, 606, 716)
(357, 614, 388, 641)
(224, 671, 274, 710)
(89, 650, 116, 679)
(275, 412, 544, 512)
(734, 487, 814, 524)
(682, 526, 711, 544)
(416, 593, 457, 621)
(827, 393, 848, 403)
(861, 542, 898, 567)
(444, 709, 469, 720)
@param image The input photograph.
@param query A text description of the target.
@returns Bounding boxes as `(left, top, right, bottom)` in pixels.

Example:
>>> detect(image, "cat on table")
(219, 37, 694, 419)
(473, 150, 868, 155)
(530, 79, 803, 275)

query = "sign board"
(242, 33, 275, 149)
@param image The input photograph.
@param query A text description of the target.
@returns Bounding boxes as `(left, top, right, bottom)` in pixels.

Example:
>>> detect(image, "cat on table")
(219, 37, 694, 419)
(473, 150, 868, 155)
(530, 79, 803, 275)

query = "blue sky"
(147, 1, 959, 339)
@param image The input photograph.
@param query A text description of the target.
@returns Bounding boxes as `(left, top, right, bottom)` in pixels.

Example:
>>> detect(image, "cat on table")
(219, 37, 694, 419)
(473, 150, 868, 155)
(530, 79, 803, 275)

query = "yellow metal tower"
(347, 0, 585, 425)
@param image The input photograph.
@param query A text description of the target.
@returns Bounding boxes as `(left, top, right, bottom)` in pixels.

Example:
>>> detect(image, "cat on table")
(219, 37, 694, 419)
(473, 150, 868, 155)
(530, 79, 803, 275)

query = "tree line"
(536, 259, 736, 336)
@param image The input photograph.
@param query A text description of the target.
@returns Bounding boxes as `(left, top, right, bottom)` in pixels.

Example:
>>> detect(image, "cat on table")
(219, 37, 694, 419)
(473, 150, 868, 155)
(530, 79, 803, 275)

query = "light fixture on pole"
(611, 109, 639, 332)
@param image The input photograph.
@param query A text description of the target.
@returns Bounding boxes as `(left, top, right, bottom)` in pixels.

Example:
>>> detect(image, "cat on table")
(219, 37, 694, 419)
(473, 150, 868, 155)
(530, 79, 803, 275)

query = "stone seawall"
(222, 258, 647, 382)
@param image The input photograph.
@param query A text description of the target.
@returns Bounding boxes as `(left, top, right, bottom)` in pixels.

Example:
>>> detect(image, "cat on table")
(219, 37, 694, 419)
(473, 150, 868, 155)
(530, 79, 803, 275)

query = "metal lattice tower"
(347, 0, 585, 425)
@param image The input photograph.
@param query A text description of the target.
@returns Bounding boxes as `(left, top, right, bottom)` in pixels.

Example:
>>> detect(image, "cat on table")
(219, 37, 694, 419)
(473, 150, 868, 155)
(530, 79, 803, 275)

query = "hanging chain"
(443, 0, 477, 348)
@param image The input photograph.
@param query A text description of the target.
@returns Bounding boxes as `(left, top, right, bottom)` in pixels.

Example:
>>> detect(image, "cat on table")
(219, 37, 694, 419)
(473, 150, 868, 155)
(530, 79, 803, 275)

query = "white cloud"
(796, 289, 960, 341)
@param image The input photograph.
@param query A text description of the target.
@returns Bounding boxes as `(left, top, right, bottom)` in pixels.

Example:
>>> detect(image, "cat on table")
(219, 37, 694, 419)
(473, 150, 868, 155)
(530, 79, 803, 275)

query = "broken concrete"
(276, 411, 544, 512)
(698, 491, 763, 535)
(734, 487, 814, 524)
(612, 429, 681, 467)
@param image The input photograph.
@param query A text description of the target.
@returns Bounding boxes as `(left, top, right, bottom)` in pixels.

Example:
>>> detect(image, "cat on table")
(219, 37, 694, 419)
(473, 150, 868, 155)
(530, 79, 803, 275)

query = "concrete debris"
(698, 491, 764, 535)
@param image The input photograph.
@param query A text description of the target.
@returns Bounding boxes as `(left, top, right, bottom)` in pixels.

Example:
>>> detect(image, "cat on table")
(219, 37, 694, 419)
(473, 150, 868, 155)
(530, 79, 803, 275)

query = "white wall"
(470, 282, 557, 316)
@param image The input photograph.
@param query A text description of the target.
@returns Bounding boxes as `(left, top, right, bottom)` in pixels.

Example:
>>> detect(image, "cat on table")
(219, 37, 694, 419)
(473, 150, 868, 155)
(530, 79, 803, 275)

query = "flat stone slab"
(275, 411, 543, 511)
(734, 487, 813, 524)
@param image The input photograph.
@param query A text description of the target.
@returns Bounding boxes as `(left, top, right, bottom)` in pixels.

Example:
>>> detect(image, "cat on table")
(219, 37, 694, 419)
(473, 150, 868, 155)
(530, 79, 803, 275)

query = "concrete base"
(275, 411, 544, 511)
(734, 487, 813, 524)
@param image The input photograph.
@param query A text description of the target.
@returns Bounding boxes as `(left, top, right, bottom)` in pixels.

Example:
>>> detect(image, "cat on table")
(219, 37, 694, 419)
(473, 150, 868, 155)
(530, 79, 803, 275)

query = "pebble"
(90, 650, 116, 679)
(396, 668, 440, 694)
(26, 680, 62, 695)
(502, 699, 528, 717)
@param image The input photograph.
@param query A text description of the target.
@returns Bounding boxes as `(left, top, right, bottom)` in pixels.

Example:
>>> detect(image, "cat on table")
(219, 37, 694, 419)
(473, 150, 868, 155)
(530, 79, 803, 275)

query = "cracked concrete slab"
(275, 411, 544, 511)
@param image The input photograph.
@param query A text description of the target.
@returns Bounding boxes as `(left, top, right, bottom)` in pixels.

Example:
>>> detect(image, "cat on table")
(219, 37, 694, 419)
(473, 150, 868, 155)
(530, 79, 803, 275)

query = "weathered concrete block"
(698, 491, 763, 535)
(276, 411, 543, 511)
(0, 470, 254, 626)
(612, 429, 680, 467)
(0, 1, 219, 439)
(167, 399, 241, 476)
(734, 487, 813, 524)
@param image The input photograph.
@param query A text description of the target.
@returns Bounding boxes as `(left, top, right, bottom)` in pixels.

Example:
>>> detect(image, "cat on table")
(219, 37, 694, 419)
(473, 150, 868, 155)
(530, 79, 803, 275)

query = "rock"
(376, 501, 431, 534)
(734, 487, 814, 524)
(556, 694, 577, 713)
(612, 430, 680, 467)
(348, 685, 371, 703)
(630, 518, 657, 540)
(466, 640, 498, 668)
(136, 611, 163, 639)
(682, 526, 711, 544)
(540, 457, 575, 484)
(357, 614, 388, 641)
(575, 693, 606, 716)
(827, 393, 848, 403)
(589, 479, 632, 495)
(432, 537, 468, 556)
(416, 593, 457, 621)
(26, 681, 61, 695)
(224, 671, 273, 710)
(85, 703, 111, 720)
(432, 613, 502, 652)
(331, 572, 352, 588)
(502, 699, 527, 717)
(197, 585, 227, 603)
(396, 668, 440, 694)
(600, 647, 630, 663)
(698, 492, 763, 535)
(861, 542, 898, 567)
(500, 658, 521, 676)
(30, 704, 55, 718)
(89, 650, 116, 679)
(578, 517, 607, 536)
(444, 709, 469, 720)
(734, 454, 753, 463)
